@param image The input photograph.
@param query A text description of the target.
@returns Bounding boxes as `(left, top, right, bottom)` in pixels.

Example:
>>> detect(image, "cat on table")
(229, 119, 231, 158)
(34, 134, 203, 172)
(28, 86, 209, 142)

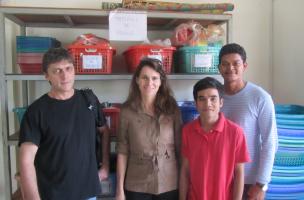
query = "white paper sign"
(82, 55, 103, 69)
(194, 54, 213, 68)
(109, 11, 147, 41)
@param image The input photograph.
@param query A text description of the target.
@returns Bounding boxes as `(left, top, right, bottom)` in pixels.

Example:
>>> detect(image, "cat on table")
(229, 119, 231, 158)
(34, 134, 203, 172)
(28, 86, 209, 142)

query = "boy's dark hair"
(193, 77, 224, 101)
(42, 47, 74, 73)
(219, 43, 247, 64)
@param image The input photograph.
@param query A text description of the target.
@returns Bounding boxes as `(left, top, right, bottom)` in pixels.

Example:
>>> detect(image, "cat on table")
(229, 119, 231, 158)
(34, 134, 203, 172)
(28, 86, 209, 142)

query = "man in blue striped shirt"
(218, 43, 278, 200)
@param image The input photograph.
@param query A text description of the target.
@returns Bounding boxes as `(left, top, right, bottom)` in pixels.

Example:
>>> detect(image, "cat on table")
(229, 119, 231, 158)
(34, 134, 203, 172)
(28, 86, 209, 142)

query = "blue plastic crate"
(278, 128, 304, 137)
(178, 101, 199, 124)
(17, 36, 61, 53)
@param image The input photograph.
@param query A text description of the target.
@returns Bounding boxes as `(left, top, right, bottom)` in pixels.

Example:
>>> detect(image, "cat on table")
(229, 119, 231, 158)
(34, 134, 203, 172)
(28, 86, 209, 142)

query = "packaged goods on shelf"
(68, 34, 116, 74)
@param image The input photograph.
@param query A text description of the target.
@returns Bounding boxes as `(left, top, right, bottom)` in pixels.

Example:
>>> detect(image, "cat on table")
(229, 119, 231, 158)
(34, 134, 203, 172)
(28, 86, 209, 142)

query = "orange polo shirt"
(182, 113, 250, 200)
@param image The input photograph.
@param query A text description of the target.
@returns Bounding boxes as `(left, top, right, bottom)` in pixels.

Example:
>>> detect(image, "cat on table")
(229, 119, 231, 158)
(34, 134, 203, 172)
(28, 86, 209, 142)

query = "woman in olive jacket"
(116, 58, 182, 200)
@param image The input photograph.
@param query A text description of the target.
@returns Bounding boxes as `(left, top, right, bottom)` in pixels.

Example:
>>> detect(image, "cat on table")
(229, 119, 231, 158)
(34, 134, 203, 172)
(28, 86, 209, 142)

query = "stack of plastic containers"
(178, 101, 199, 124)
(266, 104, 304, 200)
(17, 36, 61, 74)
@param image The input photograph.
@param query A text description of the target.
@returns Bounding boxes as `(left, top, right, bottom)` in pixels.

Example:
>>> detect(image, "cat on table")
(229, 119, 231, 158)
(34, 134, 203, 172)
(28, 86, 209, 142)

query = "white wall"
(273, 0, 304, 104)
(0, 0, 276, 199)
(232, 0, 273, 92)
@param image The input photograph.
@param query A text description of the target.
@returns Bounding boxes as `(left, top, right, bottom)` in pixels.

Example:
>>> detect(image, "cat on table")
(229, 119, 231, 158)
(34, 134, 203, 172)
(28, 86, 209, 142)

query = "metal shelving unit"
(0, 6, 232, 199)
(5, 73, 223, 80)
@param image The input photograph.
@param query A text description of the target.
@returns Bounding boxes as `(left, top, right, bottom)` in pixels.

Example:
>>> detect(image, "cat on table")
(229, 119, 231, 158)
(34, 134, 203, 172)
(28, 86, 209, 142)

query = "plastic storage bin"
(99, 173, 116, 197)
(13, 107, 27, 124)
(102, 107, 120, 136)
(178, 101, 199, 124)
(68, 43, 116, 74)
(123, 44, 176, 74)
(175, 44, 221, 74)
(17, 36, 61, 53)
(17, 53, 44, 74)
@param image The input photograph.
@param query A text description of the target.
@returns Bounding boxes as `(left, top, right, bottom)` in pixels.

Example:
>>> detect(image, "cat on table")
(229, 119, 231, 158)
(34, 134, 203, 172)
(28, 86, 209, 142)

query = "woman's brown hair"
(124, 57, 178, 116)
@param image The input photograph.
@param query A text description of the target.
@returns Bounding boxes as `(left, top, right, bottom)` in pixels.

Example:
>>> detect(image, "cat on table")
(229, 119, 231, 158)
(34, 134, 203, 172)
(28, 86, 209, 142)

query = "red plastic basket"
(68, 43, 116, 74)
(19, 64, 42, 74)
(102, 107, 120, 136)
(123, 44, 176, 74)
(17, 53, 44, 74)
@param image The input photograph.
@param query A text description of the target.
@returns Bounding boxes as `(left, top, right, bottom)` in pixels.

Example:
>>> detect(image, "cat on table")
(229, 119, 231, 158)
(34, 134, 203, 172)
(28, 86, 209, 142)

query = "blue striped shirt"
(221, 82, 278, 184)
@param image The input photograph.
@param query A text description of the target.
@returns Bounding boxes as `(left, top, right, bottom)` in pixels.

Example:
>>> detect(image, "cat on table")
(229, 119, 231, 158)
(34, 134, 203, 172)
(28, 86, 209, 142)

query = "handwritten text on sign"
(109, 11, 147, 41)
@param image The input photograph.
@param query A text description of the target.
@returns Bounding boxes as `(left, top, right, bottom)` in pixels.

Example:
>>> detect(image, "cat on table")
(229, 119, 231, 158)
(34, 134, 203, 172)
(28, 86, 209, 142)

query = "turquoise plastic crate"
(12, 107, 27, 124)
(274, 151, 304, 166)
(17, 36, 61, 53)
(275, 104, 304, 119)
(174, 44, 221, 74)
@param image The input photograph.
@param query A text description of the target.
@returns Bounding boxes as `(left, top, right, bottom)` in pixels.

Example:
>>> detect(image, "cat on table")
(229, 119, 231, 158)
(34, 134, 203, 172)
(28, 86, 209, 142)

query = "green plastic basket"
(174, 45, 221, 74)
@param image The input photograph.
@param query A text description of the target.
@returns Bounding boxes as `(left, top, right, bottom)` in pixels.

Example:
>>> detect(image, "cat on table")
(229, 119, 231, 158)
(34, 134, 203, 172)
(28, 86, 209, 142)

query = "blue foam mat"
(278, 128, 304, 137)
(270, 175, 304, 184)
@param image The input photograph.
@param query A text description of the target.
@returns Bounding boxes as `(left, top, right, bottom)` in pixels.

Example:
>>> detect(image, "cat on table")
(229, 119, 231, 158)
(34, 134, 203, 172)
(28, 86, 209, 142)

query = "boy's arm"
(19, 142, 40, 200)
(179, 155, 190, 200)
(97, 125, 110, 180)
(233, 163, 245, 200)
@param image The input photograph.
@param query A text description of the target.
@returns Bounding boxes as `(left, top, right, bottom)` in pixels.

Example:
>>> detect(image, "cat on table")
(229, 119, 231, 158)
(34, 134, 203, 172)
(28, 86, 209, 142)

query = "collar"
(193, 112, 225, 134)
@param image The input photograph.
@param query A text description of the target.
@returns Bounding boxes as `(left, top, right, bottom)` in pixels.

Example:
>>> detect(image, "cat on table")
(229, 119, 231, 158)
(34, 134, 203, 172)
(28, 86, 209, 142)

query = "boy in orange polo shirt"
(179, 77, 250, 200)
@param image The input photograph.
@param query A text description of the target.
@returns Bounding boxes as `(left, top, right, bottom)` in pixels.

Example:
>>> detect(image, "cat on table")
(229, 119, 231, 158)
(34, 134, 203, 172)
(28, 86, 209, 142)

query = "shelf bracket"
(63, 15, 74, 27)
(5, 14, 25, 27)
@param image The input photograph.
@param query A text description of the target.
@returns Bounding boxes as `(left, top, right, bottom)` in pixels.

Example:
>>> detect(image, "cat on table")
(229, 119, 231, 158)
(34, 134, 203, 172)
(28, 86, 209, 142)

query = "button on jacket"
(116, 105, 182, 194)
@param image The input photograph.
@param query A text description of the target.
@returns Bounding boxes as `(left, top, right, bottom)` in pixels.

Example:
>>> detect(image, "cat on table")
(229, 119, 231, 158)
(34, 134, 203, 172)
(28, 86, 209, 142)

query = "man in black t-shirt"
(18, 47, 110, 200)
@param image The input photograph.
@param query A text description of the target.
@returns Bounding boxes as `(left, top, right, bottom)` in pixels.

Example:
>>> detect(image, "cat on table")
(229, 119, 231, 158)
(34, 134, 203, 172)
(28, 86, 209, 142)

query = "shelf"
(5, 73, 222, 81)
(0, 6, 231, 199)
(0, 6, 231, 30)
(8, 132, 19, 146)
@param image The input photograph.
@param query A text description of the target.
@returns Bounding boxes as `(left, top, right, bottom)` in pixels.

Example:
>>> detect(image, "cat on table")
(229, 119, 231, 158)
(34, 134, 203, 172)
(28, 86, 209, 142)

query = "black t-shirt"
(19, 89, 106, 200)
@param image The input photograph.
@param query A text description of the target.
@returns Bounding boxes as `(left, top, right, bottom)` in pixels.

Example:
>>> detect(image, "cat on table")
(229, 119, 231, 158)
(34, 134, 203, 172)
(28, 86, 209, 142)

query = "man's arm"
(247, 183, 266, 200)
(233, 163, 244, 200)
(179, 155, 190, 200)
(116, 153, 128, 200)
(97, 125, 110, 181)
(257, 97, 278, 183)
(19, 142, 40, 200)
